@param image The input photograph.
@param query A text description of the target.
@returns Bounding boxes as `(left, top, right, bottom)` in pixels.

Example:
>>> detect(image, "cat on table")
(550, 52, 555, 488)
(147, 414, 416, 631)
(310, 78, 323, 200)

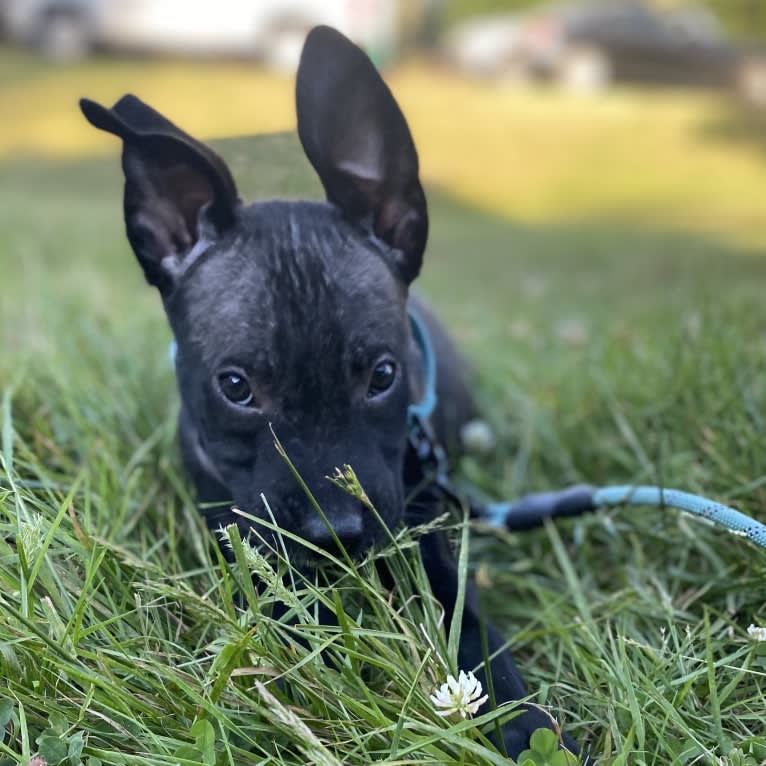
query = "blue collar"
(169, 305, 438, 425)
(406, 307, 437, 425)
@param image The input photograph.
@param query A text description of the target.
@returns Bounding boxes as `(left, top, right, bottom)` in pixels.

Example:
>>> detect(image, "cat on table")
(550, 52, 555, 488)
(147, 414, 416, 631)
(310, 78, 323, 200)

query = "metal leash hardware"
(405, 411, 466, 514)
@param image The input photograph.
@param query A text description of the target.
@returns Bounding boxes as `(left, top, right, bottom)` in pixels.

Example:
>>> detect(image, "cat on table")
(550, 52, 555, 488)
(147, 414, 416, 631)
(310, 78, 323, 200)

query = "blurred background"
(5, 0, 766, 388)
(5, 0, 766, 455)
(3, 0, 766, 248)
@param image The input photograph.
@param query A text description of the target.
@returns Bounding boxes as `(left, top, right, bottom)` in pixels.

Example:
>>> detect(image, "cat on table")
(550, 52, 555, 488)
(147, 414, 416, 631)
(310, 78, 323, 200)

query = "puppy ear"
(296, 26, 427, 284)
(79, 95, 239, 294)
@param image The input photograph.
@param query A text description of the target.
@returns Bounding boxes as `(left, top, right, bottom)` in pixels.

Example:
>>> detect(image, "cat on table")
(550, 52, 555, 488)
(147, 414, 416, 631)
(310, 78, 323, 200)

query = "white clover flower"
(747, 624, 766, 642)
(430, 670, 489, 718)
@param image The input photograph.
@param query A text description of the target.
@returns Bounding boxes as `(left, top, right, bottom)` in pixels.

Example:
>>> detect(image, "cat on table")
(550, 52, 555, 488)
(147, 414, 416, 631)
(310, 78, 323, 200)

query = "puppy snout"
(302, 508, 364, 554)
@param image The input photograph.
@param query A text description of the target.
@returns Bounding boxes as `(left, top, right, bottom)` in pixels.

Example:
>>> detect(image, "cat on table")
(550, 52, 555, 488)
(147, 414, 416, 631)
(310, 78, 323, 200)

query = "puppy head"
(80, 27, 428, 560)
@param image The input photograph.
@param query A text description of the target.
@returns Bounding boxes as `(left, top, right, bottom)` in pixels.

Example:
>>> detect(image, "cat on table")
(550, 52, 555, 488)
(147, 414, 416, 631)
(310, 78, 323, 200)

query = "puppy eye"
(368, 359, 397, 398)
(217, 371, 255, 407)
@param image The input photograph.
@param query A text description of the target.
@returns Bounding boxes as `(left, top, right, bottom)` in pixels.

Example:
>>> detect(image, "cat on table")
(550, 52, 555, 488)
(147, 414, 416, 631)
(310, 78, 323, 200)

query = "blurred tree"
(703, 0, 766, 42)
(443, 0, 766, 42)
(444, 0, 537, 27)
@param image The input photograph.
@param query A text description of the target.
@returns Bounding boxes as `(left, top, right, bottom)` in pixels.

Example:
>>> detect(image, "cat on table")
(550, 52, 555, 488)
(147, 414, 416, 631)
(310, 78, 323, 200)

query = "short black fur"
(80, 25, 581, 759)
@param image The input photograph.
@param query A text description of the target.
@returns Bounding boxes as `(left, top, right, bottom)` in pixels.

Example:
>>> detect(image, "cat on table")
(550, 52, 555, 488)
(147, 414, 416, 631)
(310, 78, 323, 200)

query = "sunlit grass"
(4, 47, 766, 249)
(0, 49, 296, 155)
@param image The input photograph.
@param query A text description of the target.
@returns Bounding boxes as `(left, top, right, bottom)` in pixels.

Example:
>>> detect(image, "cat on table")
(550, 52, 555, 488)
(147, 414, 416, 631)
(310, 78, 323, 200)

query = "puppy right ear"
(296, 26, 427, 285)
(80, 95, 239, 295)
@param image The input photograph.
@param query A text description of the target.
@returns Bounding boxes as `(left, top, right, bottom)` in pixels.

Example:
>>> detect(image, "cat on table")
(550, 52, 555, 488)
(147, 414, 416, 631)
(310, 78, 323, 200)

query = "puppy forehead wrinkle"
(177, 200, 407, 369)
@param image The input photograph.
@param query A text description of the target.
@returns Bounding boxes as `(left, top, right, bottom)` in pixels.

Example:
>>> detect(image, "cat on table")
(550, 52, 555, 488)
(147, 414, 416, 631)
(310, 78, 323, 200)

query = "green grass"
(6, 45, 766, 252)
(2, 129, 766, 766)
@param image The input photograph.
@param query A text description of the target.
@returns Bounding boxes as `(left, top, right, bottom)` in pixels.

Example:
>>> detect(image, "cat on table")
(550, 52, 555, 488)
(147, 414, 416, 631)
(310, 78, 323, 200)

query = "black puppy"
(80, 26, 580, 759)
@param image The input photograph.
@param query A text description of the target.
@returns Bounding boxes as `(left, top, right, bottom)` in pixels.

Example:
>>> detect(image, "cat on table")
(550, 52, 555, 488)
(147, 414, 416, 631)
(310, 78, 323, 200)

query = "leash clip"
(407, 412, 448, 479)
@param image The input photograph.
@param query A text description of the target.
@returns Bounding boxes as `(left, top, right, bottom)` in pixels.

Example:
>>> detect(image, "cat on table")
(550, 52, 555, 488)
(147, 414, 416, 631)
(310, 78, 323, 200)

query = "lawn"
(1, 49, 766, 765)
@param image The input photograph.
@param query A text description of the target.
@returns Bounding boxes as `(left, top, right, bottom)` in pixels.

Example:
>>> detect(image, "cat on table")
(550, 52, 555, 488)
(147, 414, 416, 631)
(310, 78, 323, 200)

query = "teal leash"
(481, 485, 766, 550)
(595, 486, 766, 549)
(403, 312, 766, 552)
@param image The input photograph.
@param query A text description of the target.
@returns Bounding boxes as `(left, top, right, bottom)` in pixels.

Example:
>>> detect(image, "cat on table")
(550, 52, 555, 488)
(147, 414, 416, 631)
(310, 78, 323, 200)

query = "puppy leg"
(419, 531, 580, 760)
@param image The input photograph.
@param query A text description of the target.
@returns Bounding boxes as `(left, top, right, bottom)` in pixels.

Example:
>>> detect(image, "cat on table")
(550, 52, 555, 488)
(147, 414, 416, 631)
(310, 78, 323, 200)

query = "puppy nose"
(302, 510, 364, 553)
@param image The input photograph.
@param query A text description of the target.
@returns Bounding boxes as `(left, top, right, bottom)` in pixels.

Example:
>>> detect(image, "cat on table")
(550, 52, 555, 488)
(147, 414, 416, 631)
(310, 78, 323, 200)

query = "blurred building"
(0, 0, 409, 68)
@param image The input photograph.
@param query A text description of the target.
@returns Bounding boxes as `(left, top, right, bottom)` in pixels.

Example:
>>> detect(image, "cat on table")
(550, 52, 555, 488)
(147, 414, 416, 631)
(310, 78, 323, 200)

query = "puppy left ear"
(79, 95, 239, 295)
(296, 26, 427, 284)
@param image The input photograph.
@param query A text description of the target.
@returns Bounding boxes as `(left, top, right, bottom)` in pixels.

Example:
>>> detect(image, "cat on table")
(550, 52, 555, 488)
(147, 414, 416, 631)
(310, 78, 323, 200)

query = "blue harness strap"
(407, 308, 438, 424)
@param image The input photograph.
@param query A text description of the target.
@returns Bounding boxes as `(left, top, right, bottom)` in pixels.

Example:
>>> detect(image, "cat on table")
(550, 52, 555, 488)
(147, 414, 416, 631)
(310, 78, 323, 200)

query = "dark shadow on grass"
(696, 100, 766, 160)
